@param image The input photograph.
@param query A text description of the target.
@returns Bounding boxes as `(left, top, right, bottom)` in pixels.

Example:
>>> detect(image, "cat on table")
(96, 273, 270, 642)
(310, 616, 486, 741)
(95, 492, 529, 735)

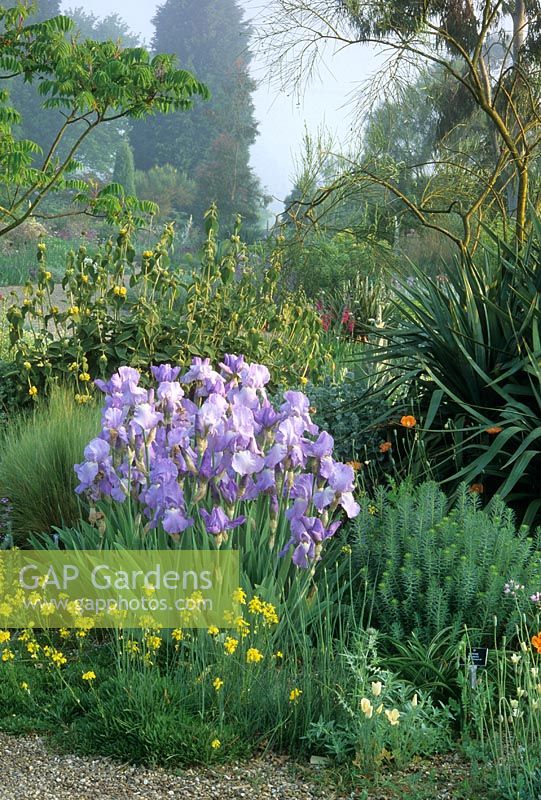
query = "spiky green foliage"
(365, 218, 541, 523)
(353, 482, 540, 644)
(0, 387, 101, 543)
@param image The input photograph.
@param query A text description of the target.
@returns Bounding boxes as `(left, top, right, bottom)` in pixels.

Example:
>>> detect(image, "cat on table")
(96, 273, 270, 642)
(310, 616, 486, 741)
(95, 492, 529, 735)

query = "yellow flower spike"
(0, 631, 10, 645)
(213, 677, 224, 691)
(248, 597, 264, 614)
(145, 635, 162, 651)
(78, 372, 91, 382)
(246, 647, 264, 664)
(26, 642, 39, 658)
(289, 688, 302, 703)
(223, 636, 238, 655)
(275, 651, 283, 659)
(207, 625, 219, 636)
(232, 587, 246, 605)
(211, 739, 221, 750)
(20, 682, 29, 692)
(59, 628, 70, 639)
(171, 629, 183, 642)
(28, 385, 38, 397)
(125, 640, 139, 655)
(82, 671, 96, 682)
(51, 650, 67, 667)
(1, 648, 14, 662)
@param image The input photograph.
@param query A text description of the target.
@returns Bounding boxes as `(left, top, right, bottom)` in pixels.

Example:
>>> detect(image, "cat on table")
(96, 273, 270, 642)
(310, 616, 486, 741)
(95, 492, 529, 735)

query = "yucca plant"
(363, 217, 541, 522)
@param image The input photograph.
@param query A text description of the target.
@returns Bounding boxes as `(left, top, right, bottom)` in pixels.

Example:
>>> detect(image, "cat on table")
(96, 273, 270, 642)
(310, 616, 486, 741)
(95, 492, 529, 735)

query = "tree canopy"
(0, 2, 209, 237)
(259, 0, 541, 249)
(130, 0, 266, 233)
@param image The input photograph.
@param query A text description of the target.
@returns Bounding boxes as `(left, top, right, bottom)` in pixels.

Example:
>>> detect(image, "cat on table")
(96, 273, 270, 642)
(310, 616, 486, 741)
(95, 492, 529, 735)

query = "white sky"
(60, 0, 381, 211)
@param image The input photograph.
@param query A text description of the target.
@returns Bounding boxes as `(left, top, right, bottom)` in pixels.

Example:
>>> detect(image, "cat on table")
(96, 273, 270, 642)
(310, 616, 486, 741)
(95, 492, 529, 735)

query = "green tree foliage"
(112, 139, 136, 197)
(135, 164, 196, 226)
(0, 2, 209, 238)
(10, 5, 144, 178)
(131, 0, 266, 233)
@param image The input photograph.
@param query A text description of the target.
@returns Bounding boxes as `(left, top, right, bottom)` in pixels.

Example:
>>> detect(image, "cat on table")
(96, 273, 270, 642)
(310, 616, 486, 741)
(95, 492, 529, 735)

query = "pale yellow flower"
(360, 698, 373, 718)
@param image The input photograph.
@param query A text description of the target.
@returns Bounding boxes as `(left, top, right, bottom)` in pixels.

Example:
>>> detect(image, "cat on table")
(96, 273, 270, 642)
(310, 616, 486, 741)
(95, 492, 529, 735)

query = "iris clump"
(74, 354, 360, 568)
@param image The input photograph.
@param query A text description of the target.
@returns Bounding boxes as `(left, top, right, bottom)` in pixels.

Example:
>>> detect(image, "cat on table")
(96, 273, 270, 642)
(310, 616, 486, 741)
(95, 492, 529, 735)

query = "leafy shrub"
(281, 231, 398, 297)
(0, 387, 101, 544)
(353, 481, 540, 644)
(6, 208, 325, 405)
(307, 629, 453, 772)
(307, 372, 392, 471)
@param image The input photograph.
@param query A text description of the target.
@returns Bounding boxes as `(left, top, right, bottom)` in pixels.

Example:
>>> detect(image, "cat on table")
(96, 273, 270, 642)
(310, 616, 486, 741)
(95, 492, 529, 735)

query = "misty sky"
(61, 0, 381, 211)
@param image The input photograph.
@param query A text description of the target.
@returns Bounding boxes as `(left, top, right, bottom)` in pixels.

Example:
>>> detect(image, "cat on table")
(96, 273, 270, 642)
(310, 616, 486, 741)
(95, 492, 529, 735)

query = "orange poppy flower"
(400, 415, 417, 428)
(532, 633, 541, 654)
(469, 483, 484, 494)
(379, 441, 392, 453)
(486, 426, 502, 435)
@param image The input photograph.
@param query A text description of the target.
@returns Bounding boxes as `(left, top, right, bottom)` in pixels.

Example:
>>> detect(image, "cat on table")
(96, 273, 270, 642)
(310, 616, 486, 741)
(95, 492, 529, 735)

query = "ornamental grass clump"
(74, 355, 360, 570)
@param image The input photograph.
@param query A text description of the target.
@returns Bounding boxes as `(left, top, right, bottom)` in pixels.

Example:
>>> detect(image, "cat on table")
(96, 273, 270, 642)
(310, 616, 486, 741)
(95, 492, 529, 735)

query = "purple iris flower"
(232, 450, 265, 476)
(132, 403, 163, 433)
(76, 354, 360, 569)
(304, 431, 334, 459)
(280, 391, 318, 435)
(219, 354, 246, 378)
(328, 462, 355, 493)
(240, 363, 270, 388)
(162, 507, 194, 535)
(181, 357, 221, 384)
(151, 364, 181, 382)
(198, 395, 228, 433)
(200, 507, 245, 536)
(83, 437, 110, 463)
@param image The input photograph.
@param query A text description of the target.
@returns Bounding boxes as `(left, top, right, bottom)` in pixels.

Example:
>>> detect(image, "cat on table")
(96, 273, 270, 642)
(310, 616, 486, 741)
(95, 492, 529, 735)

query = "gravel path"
(0, 734, 348, 800)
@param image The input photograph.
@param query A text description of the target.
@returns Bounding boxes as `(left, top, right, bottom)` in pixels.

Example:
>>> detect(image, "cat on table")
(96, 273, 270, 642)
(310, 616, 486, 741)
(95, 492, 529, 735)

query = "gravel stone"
(0, 733, 348, 800)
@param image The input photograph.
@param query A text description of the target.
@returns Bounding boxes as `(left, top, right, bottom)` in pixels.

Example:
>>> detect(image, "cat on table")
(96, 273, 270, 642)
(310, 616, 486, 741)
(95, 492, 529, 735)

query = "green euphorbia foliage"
(6, 206, 326, 404)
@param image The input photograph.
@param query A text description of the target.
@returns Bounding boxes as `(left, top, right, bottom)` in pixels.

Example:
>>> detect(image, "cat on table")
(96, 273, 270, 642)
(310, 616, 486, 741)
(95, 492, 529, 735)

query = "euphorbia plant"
(75, 355, 360, 575)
